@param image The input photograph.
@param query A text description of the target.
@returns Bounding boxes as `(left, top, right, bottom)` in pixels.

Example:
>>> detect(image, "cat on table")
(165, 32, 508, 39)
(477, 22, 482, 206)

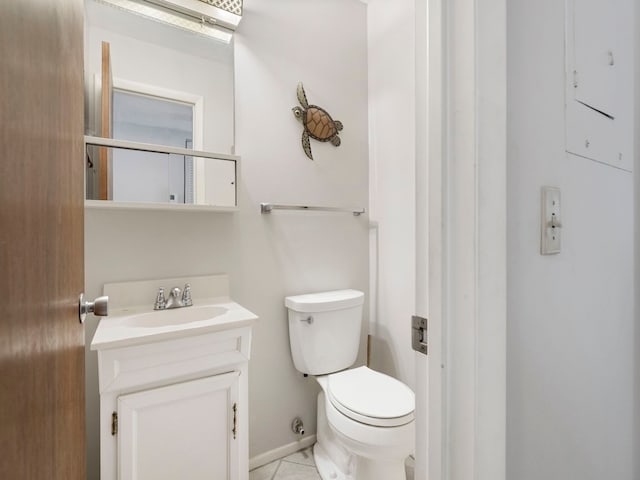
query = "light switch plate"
(541, 187, 561, 255)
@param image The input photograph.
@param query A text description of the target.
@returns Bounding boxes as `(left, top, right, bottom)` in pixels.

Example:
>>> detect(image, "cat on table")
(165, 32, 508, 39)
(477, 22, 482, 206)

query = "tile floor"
(249, 448, 320, 480)
(249, 447, 416, 480)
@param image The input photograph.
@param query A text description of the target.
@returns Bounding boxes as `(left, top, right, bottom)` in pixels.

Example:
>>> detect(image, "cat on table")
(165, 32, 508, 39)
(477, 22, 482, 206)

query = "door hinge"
(411, 315, 428, 355)
(573, 70, 579, 88)
(232, 403, 237, 439)
(111, 412, 118, 436)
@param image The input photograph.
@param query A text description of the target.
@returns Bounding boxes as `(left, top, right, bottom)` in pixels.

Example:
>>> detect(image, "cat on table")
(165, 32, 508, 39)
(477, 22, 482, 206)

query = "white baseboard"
(249, 435, 317, 471)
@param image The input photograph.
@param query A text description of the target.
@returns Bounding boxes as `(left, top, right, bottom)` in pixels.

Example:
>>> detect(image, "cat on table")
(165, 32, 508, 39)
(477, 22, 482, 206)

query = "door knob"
(79, 293, 109, 323)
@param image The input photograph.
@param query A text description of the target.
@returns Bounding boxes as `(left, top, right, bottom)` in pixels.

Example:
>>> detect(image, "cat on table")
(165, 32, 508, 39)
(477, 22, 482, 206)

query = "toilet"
(285, 289, 414, 480)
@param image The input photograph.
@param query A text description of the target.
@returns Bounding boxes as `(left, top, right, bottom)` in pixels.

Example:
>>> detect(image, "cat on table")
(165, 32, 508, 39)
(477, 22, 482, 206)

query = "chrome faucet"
(154, 283, 193, 310)
(154, 288, 167, 310)
(181, 283, 193, 306)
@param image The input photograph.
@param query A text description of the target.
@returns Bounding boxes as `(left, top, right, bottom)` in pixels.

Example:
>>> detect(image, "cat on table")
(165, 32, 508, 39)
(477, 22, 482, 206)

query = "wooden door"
(0, 1, 85, 479)
(118, 373, 240, 480)
(100, 41, 113, 200)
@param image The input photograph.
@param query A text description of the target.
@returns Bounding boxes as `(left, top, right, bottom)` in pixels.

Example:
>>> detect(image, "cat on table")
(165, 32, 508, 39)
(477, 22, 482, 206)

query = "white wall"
(84, 1, 368, 478)
(366, 0, 416, 388)
(635, 0, 640, 474)
(507, 1, 636, 479)
(233, 0, 368, 458)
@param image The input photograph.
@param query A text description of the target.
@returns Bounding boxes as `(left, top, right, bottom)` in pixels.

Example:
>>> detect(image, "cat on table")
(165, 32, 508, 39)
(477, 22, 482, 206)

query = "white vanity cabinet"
(95, 326, 253, 480)
(118, 372, 240, 480)
(91, 276, 257, 480)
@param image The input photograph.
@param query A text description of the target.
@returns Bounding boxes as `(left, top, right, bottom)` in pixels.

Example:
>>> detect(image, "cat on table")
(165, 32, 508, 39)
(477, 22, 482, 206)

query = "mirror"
(84, 0, 237, 208)
(85, 142, 237, 207)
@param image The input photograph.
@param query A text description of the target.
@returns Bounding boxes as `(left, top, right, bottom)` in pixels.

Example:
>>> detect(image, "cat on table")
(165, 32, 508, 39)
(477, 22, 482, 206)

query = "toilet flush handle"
(300, 316, 314, 324)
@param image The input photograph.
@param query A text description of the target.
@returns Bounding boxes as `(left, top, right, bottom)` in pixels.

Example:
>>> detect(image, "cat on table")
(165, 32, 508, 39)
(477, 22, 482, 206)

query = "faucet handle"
(154, 287, 167, 310)
(182, 283, 193, 306)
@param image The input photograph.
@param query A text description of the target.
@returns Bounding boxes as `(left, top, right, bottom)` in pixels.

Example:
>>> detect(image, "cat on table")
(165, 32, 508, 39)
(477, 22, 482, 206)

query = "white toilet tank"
(285, 290, 364, 375)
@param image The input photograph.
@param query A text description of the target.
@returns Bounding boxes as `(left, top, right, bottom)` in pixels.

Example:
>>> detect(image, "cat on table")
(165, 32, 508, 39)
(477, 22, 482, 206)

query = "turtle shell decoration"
(292, 82, 343, 160)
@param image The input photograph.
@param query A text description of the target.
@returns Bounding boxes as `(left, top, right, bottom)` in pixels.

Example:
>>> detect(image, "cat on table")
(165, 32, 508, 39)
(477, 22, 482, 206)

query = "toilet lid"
(327, 366, 415, 427)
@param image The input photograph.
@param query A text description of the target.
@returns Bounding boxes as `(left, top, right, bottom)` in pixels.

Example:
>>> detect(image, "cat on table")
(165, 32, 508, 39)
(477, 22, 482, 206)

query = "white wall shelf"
(85, 199, 238, 213)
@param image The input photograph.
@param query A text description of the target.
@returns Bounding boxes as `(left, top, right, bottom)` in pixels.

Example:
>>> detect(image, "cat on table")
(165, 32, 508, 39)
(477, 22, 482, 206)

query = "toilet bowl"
(285, 290, 415, 480)
(315, 367, 414, 480)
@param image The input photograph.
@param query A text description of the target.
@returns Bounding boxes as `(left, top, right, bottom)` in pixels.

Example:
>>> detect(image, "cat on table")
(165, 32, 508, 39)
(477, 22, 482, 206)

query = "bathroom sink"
(91, 297, 258, 351)
(119, 305, 228, 328)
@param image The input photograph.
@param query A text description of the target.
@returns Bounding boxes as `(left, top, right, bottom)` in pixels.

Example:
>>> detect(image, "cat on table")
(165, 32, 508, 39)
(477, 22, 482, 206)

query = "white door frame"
(415, 0, 507, 479)
(414, 0, 443, 478)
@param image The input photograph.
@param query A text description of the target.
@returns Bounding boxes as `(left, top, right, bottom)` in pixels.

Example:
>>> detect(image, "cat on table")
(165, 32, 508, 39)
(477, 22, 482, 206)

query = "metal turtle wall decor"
(292, 82, 343, 160)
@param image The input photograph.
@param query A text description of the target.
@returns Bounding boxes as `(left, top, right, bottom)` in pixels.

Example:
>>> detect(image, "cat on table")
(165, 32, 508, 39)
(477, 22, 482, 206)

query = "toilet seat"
(326, 366, 415, 427)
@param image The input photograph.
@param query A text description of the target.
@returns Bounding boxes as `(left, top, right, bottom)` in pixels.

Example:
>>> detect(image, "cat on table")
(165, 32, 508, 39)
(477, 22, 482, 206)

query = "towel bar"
(260, 203, 365, 216)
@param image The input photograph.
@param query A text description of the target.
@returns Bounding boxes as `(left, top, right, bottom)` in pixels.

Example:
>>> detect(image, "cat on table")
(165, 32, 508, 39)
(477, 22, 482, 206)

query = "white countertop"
(90, 297, 258, 351)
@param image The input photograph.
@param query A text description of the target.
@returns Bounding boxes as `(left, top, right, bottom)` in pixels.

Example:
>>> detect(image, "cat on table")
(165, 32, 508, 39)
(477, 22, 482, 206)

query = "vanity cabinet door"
(117, 372, 240, 480)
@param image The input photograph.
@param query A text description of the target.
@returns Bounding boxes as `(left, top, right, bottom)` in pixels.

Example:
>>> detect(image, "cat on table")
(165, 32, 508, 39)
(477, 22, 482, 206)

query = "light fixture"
(96, 0, 243, 44)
